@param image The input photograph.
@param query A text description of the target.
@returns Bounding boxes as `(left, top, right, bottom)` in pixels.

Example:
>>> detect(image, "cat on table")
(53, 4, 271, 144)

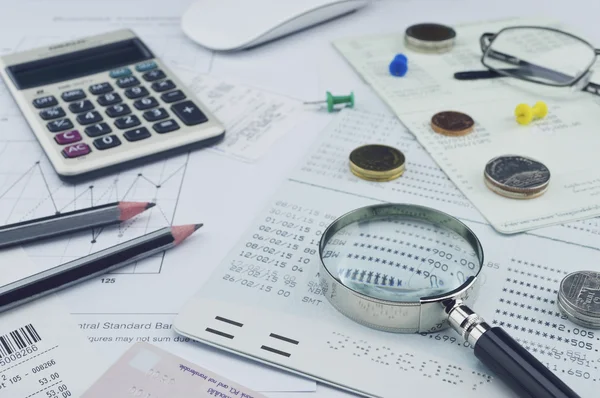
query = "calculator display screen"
(6, 38, 154, 90)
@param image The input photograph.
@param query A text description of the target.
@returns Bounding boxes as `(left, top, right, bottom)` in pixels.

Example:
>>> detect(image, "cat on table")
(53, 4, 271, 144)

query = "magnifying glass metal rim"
(318, 203, 485, 334)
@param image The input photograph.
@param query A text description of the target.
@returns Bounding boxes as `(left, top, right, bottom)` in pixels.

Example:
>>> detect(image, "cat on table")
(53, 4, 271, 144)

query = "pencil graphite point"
(172, 224, 202, 246)
(118, 201, 156, 221)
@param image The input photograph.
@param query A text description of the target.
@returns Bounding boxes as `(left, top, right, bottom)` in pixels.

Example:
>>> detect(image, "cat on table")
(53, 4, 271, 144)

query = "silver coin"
(484, 155, 550, 198)
(404, 23, 456, 53)
(558, 271, 600, 329)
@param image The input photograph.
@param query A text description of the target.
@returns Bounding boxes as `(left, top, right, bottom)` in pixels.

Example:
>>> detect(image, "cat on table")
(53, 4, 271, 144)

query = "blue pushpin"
(389, 54, 408, 77)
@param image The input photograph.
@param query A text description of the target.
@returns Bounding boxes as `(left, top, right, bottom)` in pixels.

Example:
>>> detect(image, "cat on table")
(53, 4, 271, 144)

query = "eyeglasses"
(455, 26, 600, 96)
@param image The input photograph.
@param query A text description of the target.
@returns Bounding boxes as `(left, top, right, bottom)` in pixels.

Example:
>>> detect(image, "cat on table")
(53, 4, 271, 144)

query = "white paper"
(0, 5, 316, 393)
(176, 109, 599, 398)
(0, 248, 105, 397)
(174, 68, 305, 162)
(333, 17, 600, 234)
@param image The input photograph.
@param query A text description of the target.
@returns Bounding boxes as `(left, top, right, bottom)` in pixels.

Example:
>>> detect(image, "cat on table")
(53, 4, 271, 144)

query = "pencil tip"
(171, 224, 202, 245)
(119, 201, 155, 221)
(194, 223, 203, 231)
(146, 202, 156, 210)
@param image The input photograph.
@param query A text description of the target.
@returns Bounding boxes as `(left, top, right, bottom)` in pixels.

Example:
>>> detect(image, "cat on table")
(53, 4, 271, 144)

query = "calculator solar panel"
(0, 29, 225, 182)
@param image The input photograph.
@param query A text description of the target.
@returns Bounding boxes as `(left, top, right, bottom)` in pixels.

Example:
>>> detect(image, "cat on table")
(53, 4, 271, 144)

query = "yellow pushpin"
(514, 101, 548, 125)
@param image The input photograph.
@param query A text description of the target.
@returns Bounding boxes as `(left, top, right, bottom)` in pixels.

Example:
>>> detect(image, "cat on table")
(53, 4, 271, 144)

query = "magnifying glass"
(319, 204, 579, 398)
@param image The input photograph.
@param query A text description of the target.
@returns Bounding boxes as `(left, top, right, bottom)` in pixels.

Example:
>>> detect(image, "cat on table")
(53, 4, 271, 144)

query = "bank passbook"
(82, 342, 265, 398)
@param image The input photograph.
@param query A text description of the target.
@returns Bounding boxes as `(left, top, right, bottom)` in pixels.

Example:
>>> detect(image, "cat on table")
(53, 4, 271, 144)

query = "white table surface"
(4, 0, 600, 396)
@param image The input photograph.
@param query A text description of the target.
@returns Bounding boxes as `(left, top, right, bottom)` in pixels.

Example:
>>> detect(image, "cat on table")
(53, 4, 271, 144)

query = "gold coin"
(349, 144, 405, 182)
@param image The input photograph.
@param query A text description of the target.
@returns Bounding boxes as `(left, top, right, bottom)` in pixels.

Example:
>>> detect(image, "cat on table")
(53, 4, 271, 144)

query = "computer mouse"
(181, 0, 370, 51)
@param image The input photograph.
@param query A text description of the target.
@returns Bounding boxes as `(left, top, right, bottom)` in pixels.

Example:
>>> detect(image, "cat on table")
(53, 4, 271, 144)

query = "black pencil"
(0, 224, 202, 313)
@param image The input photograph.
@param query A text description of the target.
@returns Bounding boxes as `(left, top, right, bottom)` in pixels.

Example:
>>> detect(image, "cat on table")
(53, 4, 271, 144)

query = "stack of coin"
(349, 144, 405, 182)
(404, 23, 456, 53)
(558, 271, 600, 329)
(484, 155, 550, 199)
(431, 111, 474, 136)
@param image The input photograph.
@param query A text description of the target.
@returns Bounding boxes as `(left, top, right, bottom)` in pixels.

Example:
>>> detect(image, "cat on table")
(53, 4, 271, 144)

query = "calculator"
(0, 29, 225, 182)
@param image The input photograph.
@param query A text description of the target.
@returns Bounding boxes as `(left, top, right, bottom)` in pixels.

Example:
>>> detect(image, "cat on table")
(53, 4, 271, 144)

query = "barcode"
(0, 324, 41, 358)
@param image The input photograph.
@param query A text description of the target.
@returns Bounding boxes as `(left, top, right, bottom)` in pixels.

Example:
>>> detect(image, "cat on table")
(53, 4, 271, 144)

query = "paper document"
(175, 110, 598, 398)
(175, 68, 305, 162)
(0, 6, 316, 393)
(83, 342, 268, 398)
(0, 248, 105, 397)
(333, 17, 600, 233)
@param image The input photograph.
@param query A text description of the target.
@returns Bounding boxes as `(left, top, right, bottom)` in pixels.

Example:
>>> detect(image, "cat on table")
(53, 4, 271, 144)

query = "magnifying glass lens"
(321, 215, 481, 302)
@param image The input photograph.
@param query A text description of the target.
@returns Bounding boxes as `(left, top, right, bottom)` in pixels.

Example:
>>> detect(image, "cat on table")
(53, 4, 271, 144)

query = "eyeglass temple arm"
(480, 32, 583, 83)
(477, 33, 570, 82)
(485, 48, 573, 83)
(475, 34, 600, 91)
(487, 48, 600, 96)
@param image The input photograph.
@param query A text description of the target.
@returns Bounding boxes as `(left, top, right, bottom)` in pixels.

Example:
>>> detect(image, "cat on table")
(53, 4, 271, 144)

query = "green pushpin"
(304, 91, 354, 112)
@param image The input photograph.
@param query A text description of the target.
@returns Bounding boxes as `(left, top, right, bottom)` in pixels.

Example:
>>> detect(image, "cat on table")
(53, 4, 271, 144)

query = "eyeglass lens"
(482, 27, 596, 86)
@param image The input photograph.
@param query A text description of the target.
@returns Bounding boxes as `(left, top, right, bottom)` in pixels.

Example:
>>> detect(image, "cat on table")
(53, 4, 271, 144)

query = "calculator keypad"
(97, 92, 122, 106)
(116, 76, 140, 88)
(47, 118, 74, 132)
(89, 83, 113, 95)
(54, 130, 82, 145)
(77, 111, 103, 125)
(161, 90, 186, 103)
(109, 67, 131, 78)
(84, 123, 112, 137)
(153, 119, 180, 134)
(171, 101, 208, 126)
(40, 106, 66, 120)
(38, 59, 209, 160)
(143, 108, 168, 122)
(93, 135, 121, 150)
(33, 95, 58, 108)
(152, 80, 175, 92)
(106, 103, 131, 118)
(61, 89, 86, 102)
(115, 115, 141, 129)
(135, 61, 157, 72)
(124, 127, 151, 142)
(62, 142, 91, 158)
(134, 97, 158, 110)
(68, 100, 94, 114)
(125, 86, 149, 99)
(143, 69, 166, 81)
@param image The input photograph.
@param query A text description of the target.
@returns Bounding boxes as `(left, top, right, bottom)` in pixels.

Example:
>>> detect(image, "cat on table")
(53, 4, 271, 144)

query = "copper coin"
(431, 111, 475, 136)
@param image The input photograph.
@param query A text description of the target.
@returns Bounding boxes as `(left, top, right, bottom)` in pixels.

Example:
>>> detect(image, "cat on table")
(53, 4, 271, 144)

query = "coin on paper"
(558, 271, 600, 329)
(430, 111, 474, 136)
(349, 144, 405, 182)
(404, 23, 456, 53)
(484, 155, 550, 199)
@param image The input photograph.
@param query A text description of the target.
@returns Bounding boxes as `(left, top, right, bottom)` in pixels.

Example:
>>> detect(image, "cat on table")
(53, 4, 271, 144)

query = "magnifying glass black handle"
(474, 327, 581, 398)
